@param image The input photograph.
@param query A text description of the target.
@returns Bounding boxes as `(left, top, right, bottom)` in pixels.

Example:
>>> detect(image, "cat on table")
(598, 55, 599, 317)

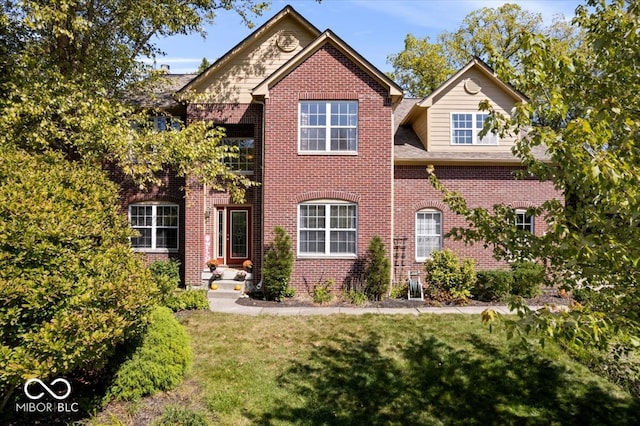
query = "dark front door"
(226, 208, 250, 265)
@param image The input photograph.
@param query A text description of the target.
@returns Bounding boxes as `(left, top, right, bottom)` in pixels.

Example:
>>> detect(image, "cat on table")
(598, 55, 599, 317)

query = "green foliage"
(165, 289, 210, 312)
(151, 405, 211, 426)
(311, 279, 334, 305)
(390, 282, 408, 299)
(0, 148, 157, 408)
(473, 270, 513, 302)
(105, 306, 192, 402)
(510, 261, 544, 298)
(387, 34, 453, 97)
(149, 259, 182, 304)
(344, 290, 367, 307)
(430, 0, 640, 348)
(388, 3, 583, 96)
(423, 250, 476, 301)
(0, 1, 266, 202)
(363, 236, 391, 301)
(263, 227, 295, 302)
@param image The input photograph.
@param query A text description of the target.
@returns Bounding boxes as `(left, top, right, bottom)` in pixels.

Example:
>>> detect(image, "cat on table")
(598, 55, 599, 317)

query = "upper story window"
(151, 116, 181, 131)
(416, 209, 442, 262)
(298, 201, 357, 257)
(222, 137, 254, 173)
(129, 203, 179, 251)
(451, 113, 498, 145)
(515, 209, 534, 233)
(299, 101, 358, 153)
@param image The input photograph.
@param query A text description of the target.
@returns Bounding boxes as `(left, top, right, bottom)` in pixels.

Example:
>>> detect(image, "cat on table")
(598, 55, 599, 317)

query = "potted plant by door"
(206, 259, 219, 272)
(242, 259, 253, 272)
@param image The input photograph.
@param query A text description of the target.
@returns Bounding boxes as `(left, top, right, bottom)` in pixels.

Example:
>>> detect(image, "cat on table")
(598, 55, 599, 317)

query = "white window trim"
(221, 137, 255, 175)
(415, 209, 442, 262)
(297, 200, 358, 258)
(515, 209, 534, 233)
(129, 202, 179, 253)
(298, 101, 359, 154)
(450, 112, 499, 145)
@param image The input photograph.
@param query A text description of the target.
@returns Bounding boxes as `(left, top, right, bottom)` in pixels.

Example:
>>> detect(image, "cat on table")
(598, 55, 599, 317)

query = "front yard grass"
(95, 312, 639, 425)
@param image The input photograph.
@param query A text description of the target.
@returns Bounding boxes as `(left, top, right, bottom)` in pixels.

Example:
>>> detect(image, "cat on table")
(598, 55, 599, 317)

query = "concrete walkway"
(209, 297, 561, 316)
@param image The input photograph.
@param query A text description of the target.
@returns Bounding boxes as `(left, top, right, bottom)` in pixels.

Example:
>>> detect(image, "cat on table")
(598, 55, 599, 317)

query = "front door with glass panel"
(225, 208, 251, 265)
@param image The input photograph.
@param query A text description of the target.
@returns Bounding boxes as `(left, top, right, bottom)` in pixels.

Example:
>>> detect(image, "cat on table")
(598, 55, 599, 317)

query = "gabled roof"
(177, 5, 321, 96)
(400, 57, 527, 125)
(252, 29, 404, 103)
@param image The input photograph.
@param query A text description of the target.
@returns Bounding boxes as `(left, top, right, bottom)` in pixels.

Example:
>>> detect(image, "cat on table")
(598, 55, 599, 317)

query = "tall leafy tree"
(430, 0, 640, 348)
(0, 0, 268, 411)
(388, 3, 583, 97)
(0, 0, 269, 199)
(387, 34, 453, 97)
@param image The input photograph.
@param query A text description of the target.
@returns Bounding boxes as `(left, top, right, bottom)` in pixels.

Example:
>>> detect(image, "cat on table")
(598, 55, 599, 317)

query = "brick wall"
(113, 168, 187, 282)
(262, 44, 394, 294)
(185, 103, 264, 285)
(393, 165, 562, 277)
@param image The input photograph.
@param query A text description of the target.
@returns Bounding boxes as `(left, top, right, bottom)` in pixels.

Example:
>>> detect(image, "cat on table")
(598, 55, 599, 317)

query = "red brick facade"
(393, 165, 559, 277)
(262, 44, 394, 293)
(121, 7, 561, 293)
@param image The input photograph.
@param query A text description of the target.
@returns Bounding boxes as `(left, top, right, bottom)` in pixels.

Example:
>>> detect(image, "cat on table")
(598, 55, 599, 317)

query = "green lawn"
(96, 312, 640, 425)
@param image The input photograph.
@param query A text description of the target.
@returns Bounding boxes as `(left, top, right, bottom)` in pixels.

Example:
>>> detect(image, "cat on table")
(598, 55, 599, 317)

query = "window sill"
(297, 254, 358, 260)
(298, 151, 358, 156)
(132, 248, 179, 254)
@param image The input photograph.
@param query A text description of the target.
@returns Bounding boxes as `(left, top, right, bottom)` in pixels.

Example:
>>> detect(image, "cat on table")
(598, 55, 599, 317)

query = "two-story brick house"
(126, 5, 559, 293)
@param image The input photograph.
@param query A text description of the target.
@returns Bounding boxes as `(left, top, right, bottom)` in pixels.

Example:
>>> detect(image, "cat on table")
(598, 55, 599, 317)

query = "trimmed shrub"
(344, 289, 368, 306)
(364, 236, 391, 301)
(104, 306, 192, 401)
(424, 250, 476, 301)
(263, 227, 295, 301)
(311, 279, 334, 305)
(149, 259, 182, 303)
(390, 282, 408, 299)
(165, 289, 210, 312)
(510, 261, 545, 298)
(473, 270, 513, 301)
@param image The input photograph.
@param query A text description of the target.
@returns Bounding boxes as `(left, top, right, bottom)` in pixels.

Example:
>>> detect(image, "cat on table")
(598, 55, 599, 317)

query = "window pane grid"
(299, 203, 357, 255)
(515, 211, 534, 232)
(451, 113, 498, 145)
(222, 138, 255, 171)
(300, 101, 357, 152)
(129, 204, 179, 250)
(416, 211, 442, 260)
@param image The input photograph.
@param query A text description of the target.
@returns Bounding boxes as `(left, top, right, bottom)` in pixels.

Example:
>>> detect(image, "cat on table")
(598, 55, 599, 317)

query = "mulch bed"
(235, 287, 571, 309)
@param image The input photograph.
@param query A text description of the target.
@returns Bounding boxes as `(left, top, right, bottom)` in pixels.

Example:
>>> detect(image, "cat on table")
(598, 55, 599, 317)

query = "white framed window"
(515, 209, 534, 233)
(416, 209, 442, 261)
(298, 201, 357, 256)
(129, 203, 179, 251)
(451, 112, 498, 145)
(222, 137, 254, 173)
(151, 116, 181, 131)
(299, 101, 358, 153)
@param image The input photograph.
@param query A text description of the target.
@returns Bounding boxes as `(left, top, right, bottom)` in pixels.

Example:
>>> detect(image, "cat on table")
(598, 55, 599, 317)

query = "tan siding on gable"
(428, 68, 518, 153)
(195, 17, 317, 103)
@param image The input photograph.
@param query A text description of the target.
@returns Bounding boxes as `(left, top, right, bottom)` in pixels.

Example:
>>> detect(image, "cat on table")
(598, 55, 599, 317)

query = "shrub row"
(422, 250, 546, 302)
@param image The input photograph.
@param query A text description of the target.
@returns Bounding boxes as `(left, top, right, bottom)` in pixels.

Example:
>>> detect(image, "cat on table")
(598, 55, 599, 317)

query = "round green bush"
(510, 261, 545, 298)
(473, 270, 513, 301)
(104, 306, 192, 401)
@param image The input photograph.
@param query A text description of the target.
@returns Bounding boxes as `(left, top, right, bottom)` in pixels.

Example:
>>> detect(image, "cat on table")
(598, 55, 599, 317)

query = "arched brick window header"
(411, 200, 448, 212)
(294, 190, 361, 204)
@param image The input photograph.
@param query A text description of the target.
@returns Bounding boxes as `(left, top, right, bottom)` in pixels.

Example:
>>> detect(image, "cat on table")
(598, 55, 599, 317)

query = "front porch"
(202, 267, 255, 299)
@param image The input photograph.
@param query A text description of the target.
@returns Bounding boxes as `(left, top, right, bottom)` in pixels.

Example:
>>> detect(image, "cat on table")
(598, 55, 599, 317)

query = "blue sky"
(152, 0, 584, 74)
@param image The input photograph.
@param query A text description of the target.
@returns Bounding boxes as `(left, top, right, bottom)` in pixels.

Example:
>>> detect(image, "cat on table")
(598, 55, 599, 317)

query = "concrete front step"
(207, 279, 245, 299)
